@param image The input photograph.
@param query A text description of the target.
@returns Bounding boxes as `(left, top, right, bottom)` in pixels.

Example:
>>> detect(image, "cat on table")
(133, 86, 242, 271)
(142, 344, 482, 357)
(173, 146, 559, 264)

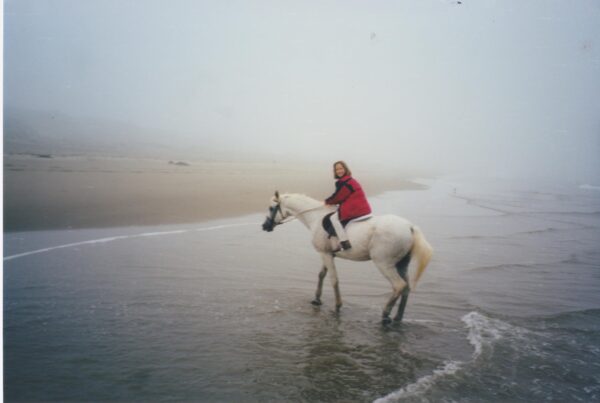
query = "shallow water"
(4, 176, 600, 401)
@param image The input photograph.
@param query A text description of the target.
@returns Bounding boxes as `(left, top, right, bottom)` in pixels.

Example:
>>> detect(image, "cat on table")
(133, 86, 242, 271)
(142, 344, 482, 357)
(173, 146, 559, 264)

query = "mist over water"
(4, 0, 600, 182)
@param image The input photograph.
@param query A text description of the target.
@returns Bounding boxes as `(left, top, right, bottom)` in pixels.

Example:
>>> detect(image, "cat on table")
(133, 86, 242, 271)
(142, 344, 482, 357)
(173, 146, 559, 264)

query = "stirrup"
(340, 240, 352, 250)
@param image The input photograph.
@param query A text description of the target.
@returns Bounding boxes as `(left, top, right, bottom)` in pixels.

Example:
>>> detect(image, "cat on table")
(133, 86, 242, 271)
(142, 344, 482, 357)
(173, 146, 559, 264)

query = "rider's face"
(335, 164, 346, 178)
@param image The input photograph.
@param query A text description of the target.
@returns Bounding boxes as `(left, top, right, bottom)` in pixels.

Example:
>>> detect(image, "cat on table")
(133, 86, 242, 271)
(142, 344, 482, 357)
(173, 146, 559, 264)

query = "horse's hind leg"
(382, 284, 404, 325)
(394, 253, 411, 322)
(311, 266, 328, 306)
(394, 289, 410, 322)
(374, 259, 408, 325)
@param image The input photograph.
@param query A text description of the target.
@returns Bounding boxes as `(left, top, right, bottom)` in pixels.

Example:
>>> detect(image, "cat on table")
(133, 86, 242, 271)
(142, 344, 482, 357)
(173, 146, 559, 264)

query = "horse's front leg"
(321, 253, 342, 311)
(311, 265, 328, 306)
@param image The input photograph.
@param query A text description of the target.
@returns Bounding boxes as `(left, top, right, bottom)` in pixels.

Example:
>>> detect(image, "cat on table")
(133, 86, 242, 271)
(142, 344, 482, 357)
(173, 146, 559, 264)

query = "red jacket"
(325, 175, 372, 222)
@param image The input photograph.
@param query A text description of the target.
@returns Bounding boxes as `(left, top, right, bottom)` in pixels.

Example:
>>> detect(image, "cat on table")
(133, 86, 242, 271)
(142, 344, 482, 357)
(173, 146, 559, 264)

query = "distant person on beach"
(325, 161, 372, 251)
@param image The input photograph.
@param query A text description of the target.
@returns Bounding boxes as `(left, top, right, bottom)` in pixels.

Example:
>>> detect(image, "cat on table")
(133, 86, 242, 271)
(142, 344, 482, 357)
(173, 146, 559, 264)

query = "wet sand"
(3, 154, 425, 232)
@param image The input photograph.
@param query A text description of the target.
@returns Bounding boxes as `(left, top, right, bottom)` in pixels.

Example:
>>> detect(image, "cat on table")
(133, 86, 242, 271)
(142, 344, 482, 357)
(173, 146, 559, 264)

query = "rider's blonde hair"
(333, 161, 352, 179)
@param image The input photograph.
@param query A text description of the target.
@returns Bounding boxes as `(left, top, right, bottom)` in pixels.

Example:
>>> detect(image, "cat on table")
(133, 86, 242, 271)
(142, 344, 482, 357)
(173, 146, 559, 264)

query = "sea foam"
(374, 311, 519, 402)
(4, 222, 256, 261)
(373, 360, 462, 403)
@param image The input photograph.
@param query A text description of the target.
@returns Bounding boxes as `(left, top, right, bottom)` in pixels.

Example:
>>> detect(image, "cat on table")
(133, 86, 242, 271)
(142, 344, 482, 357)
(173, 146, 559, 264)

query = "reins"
(275, 202, 328, 226)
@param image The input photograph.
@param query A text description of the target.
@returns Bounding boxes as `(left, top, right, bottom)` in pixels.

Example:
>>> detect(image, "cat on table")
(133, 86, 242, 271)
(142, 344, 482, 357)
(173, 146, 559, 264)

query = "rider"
(325, 161, 372, 251)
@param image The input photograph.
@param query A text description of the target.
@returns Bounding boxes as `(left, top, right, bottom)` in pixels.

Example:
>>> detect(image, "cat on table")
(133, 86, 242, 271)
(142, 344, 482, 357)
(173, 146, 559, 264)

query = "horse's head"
(262, 191, 289, 232)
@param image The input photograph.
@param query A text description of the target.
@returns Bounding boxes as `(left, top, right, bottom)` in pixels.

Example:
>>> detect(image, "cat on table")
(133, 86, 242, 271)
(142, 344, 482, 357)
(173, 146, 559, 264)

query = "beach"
(4, 174, 600, 402)
(4, 0, 599, 399)
(3, 154, 424, 232)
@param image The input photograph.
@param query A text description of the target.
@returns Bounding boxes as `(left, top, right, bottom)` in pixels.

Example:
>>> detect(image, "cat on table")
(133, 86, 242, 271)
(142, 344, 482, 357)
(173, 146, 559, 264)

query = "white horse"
(262, 191, 433, 324)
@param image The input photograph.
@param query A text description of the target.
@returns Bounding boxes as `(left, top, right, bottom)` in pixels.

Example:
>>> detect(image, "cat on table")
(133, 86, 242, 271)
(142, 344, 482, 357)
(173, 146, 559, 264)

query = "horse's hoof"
(382, 317, 392, 326)
(311, 299, 322, 306)
(335, 305, 342, 313)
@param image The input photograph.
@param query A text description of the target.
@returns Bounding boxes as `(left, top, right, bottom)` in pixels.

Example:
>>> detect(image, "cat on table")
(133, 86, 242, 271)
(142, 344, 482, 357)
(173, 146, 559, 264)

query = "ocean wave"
(3, 222, 257, 262)
(538, 308, 600, 333)
(448, 234, 504, 240)
(469, 254, 596, 272)
(579, 184, 600, 191)
(373, 311, 535, 403)
(528, 210, 600, 216)
(449, 226, 562, 241)
(373, 360, 463, 403)
(469, 263, 530, 272)
(455, 192, 600, 217)
(462, 311, 511, 358)
(452, 195, 513, 215)
(518, 227, 560, 235)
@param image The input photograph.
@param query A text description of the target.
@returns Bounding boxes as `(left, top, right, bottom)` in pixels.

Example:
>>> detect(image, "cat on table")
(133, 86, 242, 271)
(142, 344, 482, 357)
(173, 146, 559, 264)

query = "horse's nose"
(262, 220, 273, 232)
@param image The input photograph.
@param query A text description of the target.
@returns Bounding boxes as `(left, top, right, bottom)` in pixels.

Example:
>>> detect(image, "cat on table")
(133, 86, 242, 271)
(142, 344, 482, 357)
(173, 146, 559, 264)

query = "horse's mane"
(281, 193, 316, 200)
(280, 193, 327, 210)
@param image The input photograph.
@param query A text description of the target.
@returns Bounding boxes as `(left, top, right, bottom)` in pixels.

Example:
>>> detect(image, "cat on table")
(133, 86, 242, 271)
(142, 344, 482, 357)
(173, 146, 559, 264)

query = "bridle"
(265, 202, 285, 229)
(263, 198, 328, 231)
(264, 200, 298, 229)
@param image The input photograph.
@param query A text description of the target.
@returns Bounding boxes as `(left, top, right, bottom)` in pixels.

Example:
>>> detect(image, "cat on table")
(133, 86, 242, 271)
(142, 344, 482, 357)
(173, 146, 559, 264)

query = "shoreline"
(3, 154, 428, 233)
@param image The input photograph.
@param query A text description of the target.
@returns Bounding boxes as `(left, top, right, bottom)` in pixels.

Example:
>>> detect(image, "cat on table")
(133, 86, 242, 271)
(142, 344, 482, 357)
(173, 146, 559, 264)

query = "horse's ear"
(275, 191, 280, 199)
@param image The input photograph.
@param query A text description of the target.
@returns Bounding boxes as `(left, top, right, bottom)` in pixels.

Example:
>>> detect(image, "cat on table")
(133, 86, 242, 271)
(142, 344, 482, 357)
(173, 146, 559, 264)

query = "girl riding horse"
(325, 161, 372, 251)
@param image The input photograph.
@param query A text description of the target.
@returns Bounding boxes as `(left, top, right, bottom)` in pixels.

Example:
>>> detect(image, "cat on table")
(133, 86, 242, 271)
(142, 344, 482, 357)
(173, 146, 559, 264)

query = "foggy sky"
(5, 0, 600, 182)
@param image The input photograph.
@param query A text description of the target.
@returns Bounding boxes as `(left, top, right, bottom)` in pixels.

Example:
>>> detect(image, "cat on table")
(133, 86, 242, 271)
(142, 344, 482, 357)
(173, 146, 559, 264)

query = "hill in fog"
(4, 108, 196, 158)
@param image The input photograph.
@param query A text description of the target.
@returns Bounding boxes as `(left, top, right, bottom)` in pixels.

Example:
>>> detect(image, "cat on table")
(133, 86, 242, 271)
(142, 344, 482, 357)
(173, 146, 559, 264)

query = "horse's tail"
(409, 226, 433, 289)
